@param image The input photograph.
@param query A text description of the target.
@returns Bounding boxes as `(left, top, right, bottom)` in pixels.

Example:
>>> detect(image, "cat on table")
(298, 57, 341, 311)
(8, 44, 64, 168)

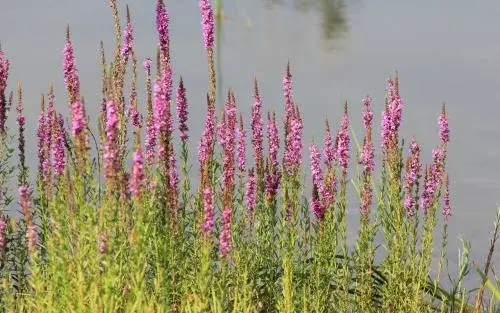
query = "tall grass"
(0, 1, 498, 312)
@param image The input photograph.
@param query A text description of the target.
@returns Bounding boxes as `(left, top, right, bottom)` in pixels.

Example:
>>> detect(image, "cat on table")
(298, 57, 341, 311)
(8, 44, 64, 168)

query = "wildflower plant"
(0, 2, 497, 313)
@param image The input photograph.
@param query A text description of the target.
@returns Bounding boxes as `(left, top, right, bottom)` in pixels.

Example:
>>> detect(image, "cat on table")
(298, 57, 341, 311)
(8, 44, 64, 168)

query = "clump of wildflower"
(199, 0, 215, 50)
(176, 77, 189, 142)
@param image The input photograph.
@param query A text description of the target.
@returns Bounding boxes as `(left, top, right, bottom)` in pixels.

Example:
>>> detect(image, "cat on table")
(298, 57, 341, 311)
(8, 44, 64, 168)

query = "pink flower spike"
(199, 0, 215, 50)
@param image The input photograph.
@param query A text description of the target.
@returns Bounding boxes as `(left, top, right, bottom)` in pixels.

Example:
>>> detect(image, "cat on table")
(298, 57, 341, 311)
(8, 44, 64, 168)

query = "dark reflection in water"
(262, 0, 350, 42)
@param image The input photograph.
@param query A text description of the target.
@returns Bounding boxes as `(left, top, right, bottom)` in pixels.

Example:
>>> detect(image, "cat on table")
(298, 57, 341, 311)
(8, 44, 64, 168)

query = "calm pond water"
(0, 0, 499, 271)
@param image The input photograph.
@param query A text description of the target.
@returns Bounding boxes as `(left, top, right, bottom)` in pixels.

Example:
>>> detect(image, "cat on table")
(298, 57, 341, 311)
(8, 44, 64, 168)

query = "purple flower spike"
(201, 187, 214, 237)
(71, 100, 86, 137)
(311, 185, 326, 221)
(0, 218, 7, 252)
(130, 148, 145, 198)
(337, 105, 350, 172)
(26, 224, 37, 254)
(52, 114, 67, 176)
(284, 108, 303, 174)
(251, 80, 264, 171)
(121, 21, 134, 59)
(403, 138, 421, 217)
(176, 78, 189, 142)
(63, 29, 80, 101)
(219, 206, 232, 258)
(236, 115, 246, 173)
(0, 50, 9, 92)
(199, 0, 215, 50)
(104, 100, 119, 180)
(198, 99, 215, 167)
(156, 0, 170, 55)
(438, 103, 450, 144)
(265, 111, 281, 200)
(309, 143, 323, 188)
(0, 50, 10, 133)
(143, 58, 152, 71)
(283, 63, 293, 125)
(323, 120, 336, 168)
(362, 96, 373, 129)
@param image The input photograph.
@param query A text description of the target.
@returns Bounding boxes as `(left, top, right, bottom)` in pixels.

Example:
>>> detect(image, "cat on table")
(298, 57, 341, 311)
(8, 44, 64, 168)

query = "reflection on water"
(262, 0, 349, 42)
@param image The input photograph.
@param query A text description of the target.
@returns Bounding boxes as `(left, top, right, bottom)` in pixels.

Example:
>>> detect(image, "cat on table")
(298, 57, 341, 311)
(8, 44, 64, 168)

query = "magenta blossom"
(251, 81, 264, 171)
(26, 224, 37, 254)
(156, 0, 170, 55)
(121, 21, 134, 59)
(176, 78, 189, 141)
(129, 148, 145, 198)
(71, 100, 86, 137)
(311, 185, 326, 221)
(309, 143, 323, 188)
(283, 63, 293, 126)
(219, 206, 232, 258)
(198, 99, 215, 167)
(199, 0, 215, 50)
(438, 103, 450, 144)
(236, 115, 246, 174)
(104, 100, 119, 180)
(337, 105, 350, 172)
(143, 58, 152, 71)
(284, 109, 303, 174)
(201, 187, 214, 237)
(323, 120, 336, 168)
(52, 113, 66, 176)
(0, 49, 10, 133)
(0, 218, 7, 252)
(63, 30, 80, 101)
